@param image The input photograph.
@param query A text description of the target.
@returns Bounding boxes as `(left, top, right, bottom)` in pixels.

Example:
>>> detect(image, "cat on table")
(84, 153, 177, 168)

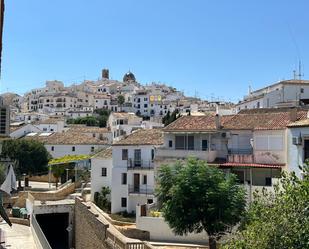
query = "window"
(101, 168, 107, 177)
(151, 149, 155, 161)
(168, 140, 173, 148)
(265, 177, 272, 186)
(122, 173, 127, 184)
(175, 135, 194, 150)
(144, 104, 148, 108)
(134, 149, 142, 166)
(122, 149, 128, 160)
(51, 146, 54, 151)
(202, 140, 208, 151)
(143, 175, 147, 185)
(301, 88, 304, 93)
(257, 102, 260, 108)
(121, 197, 127, 207)
(91, 147, 95, 152)
(72, 146, 75, 152)
(147, 199, 153, 204)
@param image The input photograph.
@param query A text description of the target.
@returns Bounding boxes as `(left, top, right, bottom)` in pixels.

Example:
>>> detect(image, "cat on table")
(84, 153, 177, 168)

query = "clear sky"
(1, 0, 309, 102)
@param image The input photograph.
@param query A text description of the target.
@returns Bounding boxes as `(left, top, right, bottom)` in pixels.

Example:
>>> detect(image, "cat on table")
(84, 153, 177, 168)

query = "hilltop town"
(0, 69, 308, 248)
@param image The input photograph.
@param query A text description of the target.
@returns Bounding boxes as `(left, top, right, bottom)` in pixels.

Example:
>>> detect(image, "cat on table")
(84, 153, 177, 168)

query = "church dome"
(123, 71, 136, 82)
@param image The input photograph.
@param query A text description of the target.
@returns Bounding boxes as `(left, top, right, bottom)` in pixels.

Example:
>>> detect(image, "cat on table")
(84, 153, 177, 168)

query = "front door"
(304, 140, 309, 162)
(134, 173, 140, 192)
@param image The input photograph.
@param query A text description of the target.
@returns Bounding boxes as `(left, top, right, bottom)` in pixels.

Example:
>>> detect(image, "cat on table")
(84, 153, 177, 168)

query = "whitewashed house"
(236, 79, 309, 112)
(287, 117, 309, 178)
(90, 147, 113, 201)
(156, 108, 308, 200)
(34, 118, 65, 133)
(107, 112, 142, 141)
(24, 130, 109, 158)
(110, 129, 163, 214)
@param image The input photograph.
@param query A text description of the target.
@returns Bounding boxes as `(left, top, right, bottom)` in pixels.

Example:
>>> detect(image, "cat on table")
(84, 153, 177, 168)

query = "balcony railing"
(127, 159, 154, 169)
(156, 148, 217, 162)
(228, 148, 253, 155)
(128, 185, 154, 195)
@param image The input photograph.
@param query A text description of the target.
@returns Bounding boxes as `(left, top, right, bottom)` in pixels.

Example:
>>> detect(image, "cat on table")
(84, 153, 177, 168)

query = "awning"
(220, 162, 284, 169)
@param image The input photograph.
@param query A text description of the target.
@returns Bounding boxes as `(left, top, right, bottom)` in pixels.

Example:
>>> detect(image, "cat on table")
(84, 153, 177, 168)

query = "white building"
(24, 130, 109, 158)
(107, 112, 143, 141)
(110, 129, 163, 214)
(90, 147, 113, 201)
(236, 79, 309, 112)
(156, 108, 308, 200)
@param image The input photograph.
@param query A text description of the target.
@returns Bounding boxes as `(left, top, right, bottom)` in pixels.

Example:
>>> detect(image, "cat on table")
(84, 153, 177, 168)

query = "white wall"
(113, 145, 155, 168)
(287, 127, 309, 178)
(253, 130, 286, 164)
(111, 167, 128, 213)
(91, 157, 113, 201)
(45, 144, 106, 158)
(136, 213, 208, 244)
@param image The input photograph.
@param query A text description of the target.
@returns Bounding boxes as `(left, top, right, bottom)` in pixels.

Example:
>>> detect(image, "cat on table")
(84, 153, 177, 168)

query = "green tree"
(162, 109, 179, 126)
(1, 139, 51, 178)
(156, 158, 246, 249)
(51, 164, 67, 189)
(94, 186, 111, 212)
(223, 165, 309, 249)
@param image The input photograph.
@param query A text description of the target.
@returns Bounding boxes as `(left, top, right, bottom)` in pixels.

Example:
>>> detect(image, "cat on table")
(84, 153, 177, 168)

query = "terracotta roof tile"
(163, 109, 308, 131)
(68, 125, 110, 133)
(24, 132, 109, 145)
(164, 115, 217, 132)
(114, 128, 163, 146)
(93, 147, 112, 159)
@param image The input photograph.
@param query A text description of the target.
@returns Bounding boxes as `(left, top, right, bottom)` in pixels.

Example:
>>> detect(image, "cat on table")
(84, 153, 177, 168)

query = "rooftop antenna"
(297, 60, 304, 80)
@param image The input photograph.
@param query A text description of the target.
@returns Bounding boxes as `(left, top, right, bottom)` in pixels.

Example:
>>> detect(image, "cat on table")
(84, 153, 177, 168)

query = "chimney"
(289, 108, 297, 122)
(215, 114, 221, 130)
(102, 69, 109, 79)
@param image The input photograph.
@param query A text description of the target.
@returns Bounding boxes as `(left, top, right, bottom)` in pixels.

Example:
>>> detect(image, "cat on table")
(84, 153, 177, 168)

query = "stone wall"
(9, 182, 79, 208)
(75, 197, 110, 249)
(29, 174, 57, 183)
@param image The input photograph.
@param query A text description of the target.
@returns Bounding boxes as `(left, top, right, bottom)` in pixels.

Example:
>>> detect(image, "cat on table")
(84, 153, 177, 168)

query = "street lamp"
(22, 173, 26, 192)
(66, 168, 69, 182)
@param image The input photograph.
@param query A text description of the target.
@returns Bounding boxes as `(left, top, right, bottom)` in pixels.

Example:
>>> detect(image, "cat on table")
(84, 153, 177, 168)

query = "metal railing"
(228, 148, 253, 155)
(31, 214, 52, 249)
(128, 185, 154, 195)
(127, 159, 154, 169)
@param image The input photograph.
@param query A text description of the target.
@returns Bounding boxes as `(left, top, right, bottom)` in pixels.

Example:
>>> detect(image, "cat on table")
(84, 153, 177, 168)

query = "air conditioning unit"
(221, 132, 231, 138)
(292, 136, 302, 145)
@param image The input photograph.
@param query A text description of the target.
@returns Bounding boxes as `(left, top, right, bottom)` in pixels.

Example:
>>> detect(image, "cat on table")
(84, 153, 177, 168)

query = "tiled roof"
(111, 112, 137, 119)
(220, 162, 284, 168)
(163, 109, 308, 131)
(24, 132, 109, 145)
(68, 125, 110, 133)
(114, 128, 163, 146)
(287, 119, 309, 127)
(92, 147, 112, 159)
(223, 111, 307, 130)
(34, 118, 64, 125)
(164, 115, 218, 132)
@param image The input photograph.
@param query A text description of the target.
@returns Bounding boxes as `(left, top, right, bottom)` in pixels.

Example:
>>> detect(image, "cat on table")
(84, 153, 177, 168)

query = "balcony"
(128, 185, 154, 195)
(156, 148, 217, 162)
(228, 149, 254, 164)
(127, 159, 154, 170)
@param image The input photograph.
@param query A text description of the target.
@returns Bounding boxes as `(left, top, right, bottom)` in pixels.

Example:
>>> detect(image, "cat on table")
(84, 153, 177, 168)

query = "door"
(202, 140, 208, 151)
(304, 140, 309, 162)
(134, 173, 140, 192)
(134, 149, 141, 167)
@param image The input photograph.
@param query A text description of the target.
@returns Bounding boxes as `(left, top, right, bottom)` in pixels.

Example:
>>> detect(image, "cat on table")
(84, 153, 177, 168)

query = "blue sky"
(1, 0, 309, 102)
